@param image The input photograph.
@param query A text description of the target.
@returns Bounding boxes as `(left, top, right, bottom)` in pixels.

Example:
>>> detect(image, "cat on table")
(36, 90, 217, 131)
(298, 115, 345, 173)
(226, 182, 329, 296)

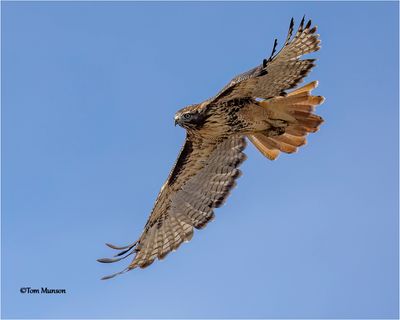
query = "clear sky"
(2, 1, 398, 319)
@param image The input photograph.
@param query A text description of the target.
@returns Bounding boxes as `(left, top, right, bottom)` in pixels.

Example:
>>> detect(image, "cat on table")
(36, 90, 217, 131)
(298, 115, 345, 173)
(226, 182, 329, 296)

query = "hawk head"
(174, 105, 208, 130)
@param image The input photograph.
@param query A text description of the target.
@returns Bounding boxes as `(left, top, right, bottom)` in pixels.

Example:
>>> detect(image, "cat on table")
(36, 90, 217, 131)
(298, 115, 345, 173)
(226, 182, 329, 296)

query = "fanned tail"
(248, 81, 324, 160)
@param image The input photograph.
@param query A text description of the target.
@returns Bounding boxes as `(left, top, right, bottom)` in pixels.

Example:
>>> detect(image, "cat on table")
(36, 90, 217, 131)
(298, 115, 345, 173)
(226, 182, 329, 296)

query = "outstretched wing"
(211, 17, 320, 103)
(98, 135, 247, 279)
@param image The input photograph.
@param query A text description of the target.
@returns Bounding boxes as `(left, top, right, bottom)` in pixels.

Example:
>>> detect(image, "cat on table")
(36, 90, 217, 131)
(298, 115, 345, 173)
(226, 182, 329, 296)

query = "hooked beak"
(174, 116, 179, 127)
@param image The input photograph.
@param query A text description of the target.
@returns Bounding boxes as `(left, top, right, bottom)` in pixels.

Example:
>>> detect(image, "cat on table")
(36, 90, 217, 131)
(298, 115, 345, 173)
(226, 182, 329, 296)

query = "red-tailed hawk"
(98, 17, 324, 280)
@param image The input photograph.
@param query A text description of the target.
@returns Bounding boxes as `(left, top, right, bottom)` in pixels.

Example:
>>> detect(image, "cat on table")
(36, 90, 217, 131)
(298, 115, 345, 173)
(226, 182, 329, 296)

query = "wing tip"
(100, 267, 130, 280)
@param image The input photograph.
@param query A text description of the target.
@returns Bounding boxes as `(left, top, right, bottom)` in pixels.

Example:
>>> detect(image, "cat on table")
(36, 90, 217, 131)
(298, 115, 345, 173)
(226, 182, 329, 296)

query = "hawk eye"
(183, 113, 192, 120)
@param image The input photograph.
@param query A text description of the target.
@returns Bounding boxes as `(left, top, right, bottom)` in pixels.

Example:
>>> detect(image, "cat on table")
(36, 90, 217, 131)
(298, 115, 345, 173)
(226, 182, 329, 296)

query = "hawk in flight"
(99, 17, 324, 279)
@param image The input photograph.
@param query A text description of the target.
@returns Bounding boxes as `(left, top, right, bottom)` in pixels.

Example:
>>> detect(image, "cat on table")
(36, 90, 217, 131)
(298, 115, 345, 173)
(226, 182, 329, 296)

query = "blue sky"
(2, 1, 398, 319)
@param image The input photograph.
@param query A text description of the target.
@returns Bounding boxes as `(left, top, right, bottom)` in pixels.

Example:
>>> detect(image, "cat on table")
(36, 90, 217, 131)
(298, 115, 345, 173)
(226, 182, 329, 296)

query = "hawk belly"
(199, 99, 290, 139)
